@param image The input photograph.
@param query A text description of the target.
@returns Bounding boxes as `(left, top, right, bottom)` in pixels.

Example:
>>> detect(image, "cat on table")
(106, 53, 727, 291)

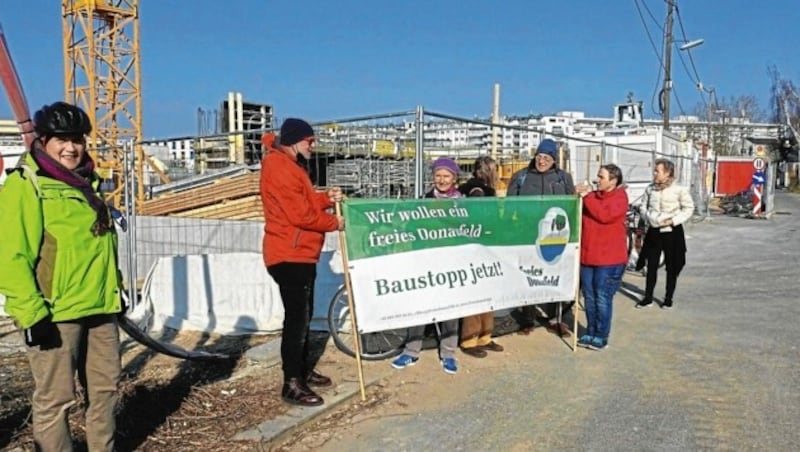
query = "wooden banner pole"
(335, 202, 366, 401)
(572, 196, 583, 352)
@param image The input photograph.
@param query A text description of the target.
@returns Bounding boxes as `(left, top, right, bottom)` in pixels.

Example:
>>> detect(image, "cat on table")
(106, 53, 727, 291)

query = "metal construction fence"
(569, 136, 711, 213)
(116, 107, 714, 291)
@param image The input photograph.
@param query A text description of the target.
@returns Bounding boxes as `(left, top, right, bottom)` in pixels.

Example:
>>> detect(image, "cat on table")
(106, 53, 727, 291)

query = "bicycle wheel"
(626, 230, 636, 269)
(327, 286, 407, 361)
(626, 229, 645, 272)
(627, 229, 665, 273)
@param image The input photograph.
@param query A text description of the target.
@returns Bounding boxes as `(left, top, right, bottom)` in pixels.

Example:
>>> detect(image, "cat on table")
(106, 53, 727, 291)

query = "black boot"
(281, 378, 324, 406)
(663, 285, 675, 309)
(635, 296, 653, 309)
(306, 369, 332, 387)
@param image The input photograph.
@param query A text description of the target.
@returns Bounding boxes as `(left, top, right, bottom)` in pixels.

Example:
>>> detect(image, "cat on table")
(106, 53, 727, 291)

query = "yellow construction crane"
(62, 0, 166, 207)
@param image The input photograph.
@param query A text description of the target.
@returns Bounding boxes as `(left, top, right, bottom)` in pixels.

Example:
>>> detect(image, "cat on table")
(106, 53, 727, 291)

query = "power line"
(633, 0, 665, 66)
(650, 67, 665, 116)
(672, 84, 687, 116)
(634, 0, 668, 115)
(676, 51, 708, 109)
(674, 4, 707, 109)
(640, 0, 665, 33)
(635, 0, 698, 120)
(674, 5, 704, 84)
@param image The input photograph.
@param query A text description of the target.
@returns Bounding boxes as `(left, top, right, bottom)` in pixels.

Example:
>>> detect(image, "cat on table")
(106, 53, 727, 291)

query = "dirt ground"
(0, 313, 422, 451)
(1, 316, 287, 451)
(0, 312, 537, 451)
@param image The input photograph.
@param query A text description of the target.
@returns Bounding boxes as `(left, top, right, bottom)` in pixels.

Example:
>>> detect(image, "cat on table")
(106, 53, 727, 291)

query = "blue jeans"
(580, 264, 625, 341)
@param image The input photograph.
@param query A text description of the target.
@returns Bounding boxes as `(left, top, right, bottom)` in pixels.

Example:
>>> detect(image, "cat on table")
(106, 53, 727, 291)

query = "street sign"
(752, 171, 766, 186)
(753, 157, 766, 171)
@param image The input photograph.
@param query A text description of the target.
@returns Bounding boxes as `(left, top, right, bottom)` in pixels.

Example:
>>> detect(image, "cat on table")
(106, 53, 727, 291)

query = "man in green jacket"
(0, 102, 123, 451)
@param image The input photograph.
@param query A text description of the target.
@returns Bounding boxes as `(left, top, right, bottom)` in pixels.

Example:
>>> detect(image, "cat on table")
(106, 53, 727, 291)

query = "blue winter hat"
(432, 157, 460, 176)
(536, 139, 559, 158)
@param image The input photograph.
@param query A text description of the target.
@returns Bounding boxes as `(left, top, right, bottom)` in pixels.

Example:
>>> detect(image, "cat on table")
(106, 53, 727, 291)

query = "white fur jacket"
(642, 182, 694, 229)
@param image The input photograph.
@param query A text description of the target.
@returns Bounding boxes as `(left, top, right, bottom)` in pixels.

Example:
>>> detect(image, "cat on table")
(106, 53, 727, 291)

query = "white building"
(147, 138, 195, 170)
(0, 119, 25, 185)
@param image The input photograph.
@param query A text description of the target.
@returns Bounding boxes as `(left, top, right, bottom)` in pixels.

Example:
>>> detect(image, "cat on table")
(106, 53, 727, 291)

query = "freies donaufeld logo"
(536, 208, 570, 264)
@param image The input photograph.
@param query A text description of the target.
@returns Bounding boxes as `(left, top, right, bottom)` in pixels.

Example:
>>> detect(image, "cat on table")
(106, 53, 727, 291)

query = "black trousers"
(520, 302, 561, 325)
(643, 225, 687, 302)
(267, 262, 317, 382)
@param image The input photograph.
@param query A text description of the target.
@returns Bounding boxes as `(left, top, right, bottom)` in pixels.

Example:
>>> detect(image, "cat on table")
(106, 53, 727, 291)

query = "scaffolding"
(326, 158, 418, 198)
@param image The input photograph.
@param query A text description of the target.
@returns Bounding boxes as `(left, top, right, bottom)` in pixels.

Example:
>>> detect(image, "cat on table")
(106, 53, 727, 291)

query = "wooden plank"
(170, 195, 263, 221)
(140, 173, 260, 216)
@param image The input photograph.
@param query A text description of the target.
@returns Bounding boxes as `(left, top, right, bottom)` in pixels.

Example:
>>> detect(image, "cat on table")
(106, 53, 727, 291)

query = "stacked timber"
(140, 173, 263, 221)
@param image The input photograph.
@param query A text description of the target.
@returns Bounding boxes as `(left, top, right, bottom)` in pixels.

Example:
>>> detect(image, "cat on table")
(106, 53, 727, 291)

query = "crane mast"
(62, 0, 144, 207)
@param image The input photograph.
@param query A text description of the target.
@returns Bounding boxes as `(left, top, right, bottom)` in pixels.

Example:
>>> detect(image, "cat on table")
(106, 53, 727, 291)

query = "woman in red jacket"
(575, 164, 628, 351)
(260, 118, 344, 406)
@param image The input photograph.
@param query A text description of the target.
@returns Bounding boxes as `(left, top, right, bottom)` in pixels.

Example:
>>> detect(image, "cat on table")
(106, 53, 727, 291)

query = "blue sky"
(1, 0, 798, 138)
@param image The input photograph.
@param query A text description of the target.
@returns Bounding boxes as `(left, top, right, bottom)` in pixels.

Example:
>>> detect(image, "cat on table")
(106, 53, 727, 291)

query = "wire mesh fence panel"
(117, 107, 717, 290)
(423, 112, 548, 195)
(326, 158, 418, 199)
(572, 143, 603, 186)
(310, 112, 419, 197)
(118, 111, 425, 289)
(326, 159, 362, 193)
(606, 142, 656, 187)
(690, 155, 713, 217)
(117, 216, 263, 284)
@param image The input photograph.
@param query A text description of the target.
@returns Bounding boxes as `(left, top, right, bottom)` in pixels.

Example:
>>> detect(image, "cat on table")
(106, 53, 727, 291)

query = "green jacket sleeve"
(0, 173, 50, 328)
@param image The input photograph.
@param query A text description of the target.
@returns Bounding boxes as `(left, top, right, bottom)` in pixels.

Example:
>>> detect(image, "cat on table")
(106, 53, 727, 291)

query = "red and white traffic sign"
(753, 157, 766, 171)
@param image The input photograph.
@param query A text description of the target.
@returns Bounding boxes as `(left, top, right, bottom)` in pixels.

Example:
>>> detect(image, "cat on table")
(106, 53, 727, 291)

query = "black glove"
(24, 317, 61, 348)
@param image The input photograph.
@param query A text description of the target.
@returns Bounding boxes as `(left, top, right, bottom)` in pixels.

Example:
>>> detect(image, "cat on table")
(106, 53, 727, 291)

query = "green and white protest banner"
(342, 196, 581, 333)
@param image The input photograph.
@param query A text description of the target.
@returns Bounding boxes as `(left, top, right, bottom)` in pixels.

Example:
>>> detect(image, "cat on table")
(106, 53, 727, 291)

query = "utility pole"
(715, 110, 729, 155)
(662, 0, 675, 130)
(491, 83, 500, 160)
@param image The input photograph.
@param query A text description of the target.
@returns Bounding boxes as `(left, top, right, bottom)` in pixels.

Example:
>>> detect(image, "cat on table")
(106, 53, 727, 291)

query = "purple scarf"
(31, 147, 113, 236)
(432, 187, 462, 199)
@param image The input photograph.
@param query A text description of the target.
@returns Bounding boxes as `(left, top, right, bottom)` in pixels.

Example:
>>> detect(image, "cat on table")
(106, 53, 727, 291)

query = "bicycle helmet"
(33, 101, 92, 137)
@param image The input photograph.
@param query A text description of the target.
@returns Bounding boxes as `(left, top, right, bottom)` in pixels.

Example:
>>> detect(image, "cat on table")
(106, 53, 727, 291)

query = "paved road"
(296, 192, 800, 451)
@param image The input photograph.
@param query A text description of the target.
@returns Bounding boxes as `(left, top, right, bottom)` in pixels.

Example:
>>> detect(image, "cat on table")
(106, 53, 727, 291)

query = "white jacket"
(643, 182, 694, 229)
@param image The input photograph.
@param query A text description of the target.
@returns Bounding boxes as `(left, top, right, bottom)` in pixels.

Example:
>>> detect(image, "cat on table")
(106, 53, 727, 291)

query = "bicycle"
(626, 202, 665, 274)
(718, 188, 754, 216)
(326, 285, 409, 360)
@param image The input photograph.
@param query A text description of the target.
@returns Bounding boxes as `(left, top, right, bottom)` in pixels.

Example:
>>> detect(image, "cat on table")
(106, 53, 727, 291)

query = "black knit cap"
(279, 118, 314, 146)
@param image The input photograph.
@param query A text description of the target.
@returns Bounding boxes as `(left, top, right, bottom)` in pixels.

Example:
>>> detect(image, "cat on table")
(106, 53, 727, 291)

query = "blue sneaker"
(588, 337, 609, 351)
(391, 354, 419, 369)
(441, 358, 458, 374)
(578, 334, 594, 348)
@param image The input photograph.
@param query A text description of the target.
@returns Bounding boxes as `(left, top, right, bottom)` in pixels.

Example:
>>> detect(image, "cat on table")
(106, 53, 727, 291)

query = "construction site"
(3, 2, 800, 451)
(1, 1, 797, 306)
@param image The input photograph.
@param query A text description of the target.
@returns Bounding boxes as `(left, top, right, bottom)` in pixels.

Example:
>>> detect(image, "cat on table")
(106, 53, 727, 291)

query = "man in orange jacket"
(260, 118, 344, 407)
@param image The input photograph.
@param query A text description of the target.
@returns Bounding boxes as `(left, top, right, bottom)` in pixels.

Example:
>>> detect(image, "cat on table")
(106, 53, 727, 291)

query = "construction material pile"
(140, 172, 263, 221)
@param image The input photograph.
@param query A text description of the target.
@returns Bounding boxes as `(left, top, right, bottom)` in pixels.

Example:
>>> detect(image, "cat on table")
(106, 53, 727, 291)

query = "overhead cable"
(634, 0, 667, 114)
